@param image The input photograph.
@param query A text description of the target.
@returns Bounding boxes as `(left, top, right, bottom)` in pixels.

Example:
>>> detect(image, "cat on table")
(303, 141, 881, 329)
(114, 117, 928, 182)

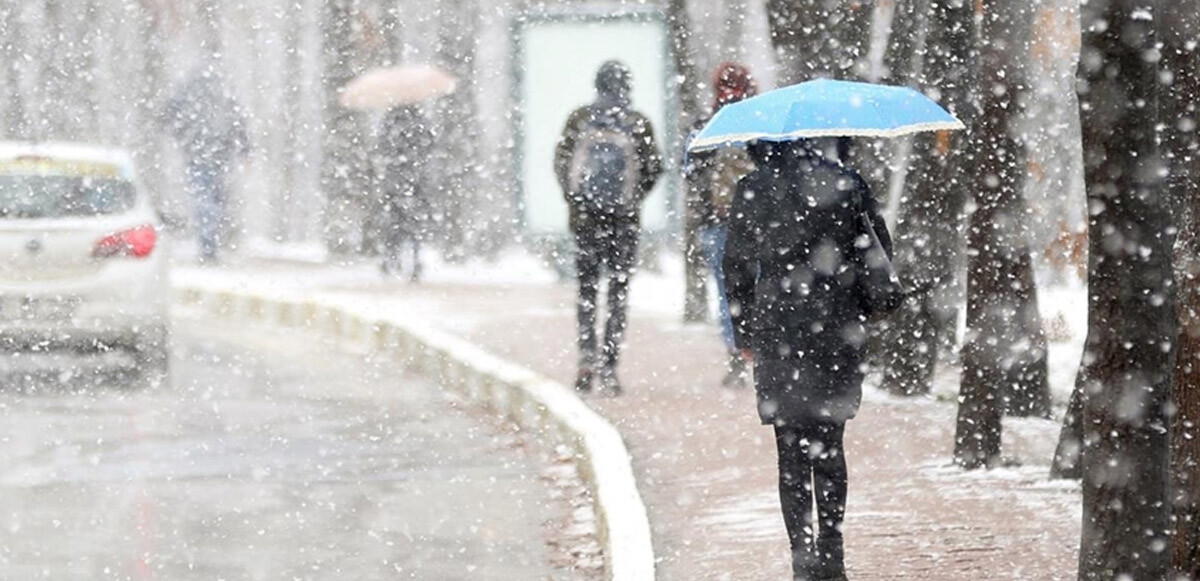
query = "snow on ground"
(172, 243, 1087, 579)
(175, 243, 1090, 409)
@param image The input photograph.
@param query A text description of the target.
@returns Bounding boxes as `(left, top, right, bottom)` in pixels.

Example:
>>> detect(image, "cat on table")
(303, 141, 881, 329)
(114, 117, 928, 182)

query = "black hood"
(595, 60, 632, 109)
(747, 139, 819, 169)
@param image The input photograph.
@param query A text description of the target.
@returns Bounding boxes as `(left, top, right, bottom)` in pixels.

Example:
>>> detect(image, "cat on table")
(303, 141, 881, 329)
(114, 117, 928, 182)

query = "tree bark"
(953, 0, 1050, 468)
(1, 2, 31, 140)
(1172, 219, 1200, 580)
(134, 0, 168, 211)
(720, 0, 748, 63)
(667, 0, 709, 324)
(879, 0, 970, 397)
(433, 0, 480, 260)
(1074, 0, 1176, 578)
(1050, 374, 1084, 479)
(320, 0, 369, 254)
(767, 0, 873, 84)
(1163, 2, 1200, 577)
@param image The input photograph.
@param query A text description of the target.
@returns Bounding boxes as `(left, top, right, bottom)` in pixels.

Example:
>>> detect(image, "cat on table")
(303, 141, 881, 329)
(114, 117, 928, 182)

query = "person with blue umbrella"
(696, 79, 962, 581)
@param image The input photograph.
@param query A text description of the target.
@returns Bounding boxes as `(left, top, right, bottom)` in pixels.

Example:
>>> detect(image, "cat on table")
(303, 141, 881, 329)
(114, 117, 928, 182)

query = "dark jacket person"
(161, 69, 249, 264)
(723, 140, 892, 581)
(685, 61, 759, 387)
(375, 104, 433, 280)
(554, 61, 663, 395)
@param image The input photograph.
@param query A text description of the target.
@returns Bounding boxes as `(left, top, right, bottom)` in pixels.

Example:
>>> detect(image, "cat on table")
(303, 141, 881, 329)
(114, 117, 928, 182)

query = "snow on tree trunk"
(1051, 375, 1084, 479)
(953, 0, 1051, 469)
(766, 0, 871, 84)
(320, 0, 370, 254)
(668, 0, 710, 324)
(1164, 2, 1200, 576)
(2, 4, 31, 140)
(133, 0, 169, 213)
(431, 0, 479, 260)
(1172, 212, 1200, 579)
(1074, 0, 1176, 577)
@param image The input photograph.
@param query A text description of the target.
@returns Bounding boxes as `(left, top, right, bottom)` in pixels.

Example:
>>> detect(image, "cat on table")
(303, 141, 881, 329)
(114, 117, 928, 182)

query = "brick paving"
(211, 261, 1082, 580)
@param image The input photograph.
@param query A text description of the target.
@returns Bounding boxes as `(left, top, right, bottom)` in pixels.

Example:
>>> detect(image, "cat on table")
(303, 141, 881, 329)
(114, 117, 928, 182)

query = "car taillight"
(93, 225, 157, 259)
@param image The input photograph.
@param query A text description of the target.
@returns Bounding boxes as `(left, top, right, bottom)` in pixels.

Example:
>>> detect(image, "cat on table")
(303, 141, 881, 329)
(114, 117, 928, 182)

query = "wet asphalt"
(0, 313, 561, 580)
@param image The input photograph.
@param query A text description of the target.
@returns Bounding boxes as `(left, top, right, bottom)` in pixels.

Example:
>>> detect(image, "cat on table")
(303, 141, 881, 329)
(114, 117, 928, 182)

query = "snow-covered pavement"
(0, 311, 585, 580)
(173, 250, 1087, 579)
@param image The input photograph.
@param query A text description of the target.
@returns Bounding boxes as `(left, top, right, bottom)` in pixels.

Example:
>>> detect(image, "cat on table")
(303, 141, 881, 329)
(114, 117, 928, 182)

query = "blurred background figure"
(339, 64, 456, 279)
(374, 104, 433, 280)
(685, 61, 759, 388)
(555, 60, 663, 396)
(160, 66, 249, 264)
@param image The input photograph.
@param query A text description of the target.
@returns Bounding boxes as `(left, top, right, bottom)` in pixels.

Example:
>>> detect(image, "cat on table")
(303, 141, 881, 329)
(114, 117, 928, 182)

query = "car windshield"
(0, 174, 136, 219)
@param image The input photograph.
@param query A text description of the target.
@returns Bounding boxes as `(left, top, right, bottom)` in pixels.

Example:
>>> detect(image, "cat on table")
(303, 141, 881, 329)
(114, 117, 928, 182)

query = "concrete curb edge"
(171, 282, 656, 580)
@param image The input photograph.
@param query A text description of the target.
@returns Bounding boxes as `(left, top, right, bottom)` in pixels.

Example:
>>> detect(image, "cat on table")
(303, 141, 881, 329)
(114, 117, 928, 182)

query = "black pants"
(775, 421, 848, 579)
(381, 195, 421, 275)
(574, 214, 639, 371)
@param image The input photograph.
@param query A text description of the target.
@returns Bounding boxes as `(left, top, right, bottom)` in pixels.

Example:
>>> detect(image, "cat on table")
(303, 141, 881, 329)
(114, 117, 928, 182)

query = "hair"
(712, 62, 758, 112)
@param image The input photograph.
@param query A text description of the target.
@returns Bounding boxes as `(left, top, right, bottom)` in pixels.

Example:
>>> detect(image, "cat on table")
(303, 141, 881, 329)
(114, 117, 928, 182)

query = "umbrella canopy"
(688, 79, 964, 152)
(339, 64, 458, 111)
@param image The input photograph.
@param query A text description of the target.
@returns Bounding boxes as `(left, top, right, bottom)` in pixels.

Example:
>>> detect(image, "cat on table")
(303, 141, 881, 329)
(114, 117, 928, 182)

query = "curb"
(172, 283, 656, 580)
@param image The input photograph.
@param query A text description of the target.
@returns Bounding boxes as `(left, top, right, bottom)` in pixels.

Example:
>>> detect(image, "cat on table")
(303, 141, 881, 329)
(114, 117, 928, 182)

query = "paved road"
(0, 314, 569, 580)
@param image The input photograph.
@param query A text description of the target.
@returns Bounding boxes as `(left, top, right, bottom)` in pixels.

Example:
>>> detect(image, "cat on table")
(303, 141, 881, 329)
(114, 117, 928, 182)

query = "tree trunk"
(720, 0, 748, 63)
(134, 0, 168, 211)
(666, 0, 709, 324)
(879, 0, 970, 397)
(667, 0, 708, 323)
(766, 0, 873, 84)
(953, 0, 1050, 467)
(1050, 375, 1084, 479)
(1003, 250, 1052, 417)
(1, 2, 31, 140)
(380, 0, 402, 66)
(433, 0, 479, 260)
(1164, 3, 1200, 577)
(880, 0, 927, 86)
(1074, 0, 1176, 577)
(320, 0, 369, 254)
(276, 0, 306, 243)
(1172, 216, 1200, 580)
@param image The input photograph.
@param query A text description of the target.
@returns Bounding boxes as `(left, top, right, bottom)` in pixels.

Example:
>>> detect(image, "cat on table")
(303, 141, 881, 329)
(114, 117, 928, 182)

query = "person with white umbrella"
(340, 65, 457, 279)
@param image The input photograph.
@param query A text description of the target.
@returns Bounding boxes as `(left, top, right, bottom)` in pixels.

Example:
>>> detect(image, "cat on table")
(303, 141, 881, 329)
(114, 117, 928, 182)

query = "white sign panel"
(515, 10, 676, 236)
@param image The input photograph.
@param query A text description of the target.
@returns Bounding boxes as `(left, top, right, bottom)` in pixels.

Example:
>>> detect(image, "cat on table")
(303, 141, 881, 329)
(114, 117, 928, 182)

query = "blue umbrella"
(688, 79, 965, 152)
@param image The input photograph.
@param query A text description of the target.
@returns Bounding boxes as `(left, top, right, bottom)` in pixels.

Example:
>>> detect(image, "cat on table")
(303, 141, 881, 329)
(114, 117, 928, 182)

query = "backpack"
(707, 148, 755, 220)
(568, 109, 641, 212)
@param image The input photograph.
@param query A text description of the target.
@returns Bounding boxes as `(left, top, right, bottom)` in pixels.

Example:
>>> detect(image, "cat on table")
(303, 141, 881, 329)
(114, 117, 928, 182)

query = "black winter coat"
(376, 106, 433, 226)
(723, 147, 893, 425)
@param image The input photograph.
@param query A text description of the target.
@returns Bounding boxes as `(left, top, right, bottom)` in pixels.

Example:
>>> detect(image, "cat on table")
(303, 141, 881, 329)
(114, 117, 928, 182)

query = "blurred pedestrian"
(554, 60, 663, 395)
(685, 62, 759, 388)
(161, 67, 249, 264)
(374, 104, 433, 280)
(723, 140, 893, 581)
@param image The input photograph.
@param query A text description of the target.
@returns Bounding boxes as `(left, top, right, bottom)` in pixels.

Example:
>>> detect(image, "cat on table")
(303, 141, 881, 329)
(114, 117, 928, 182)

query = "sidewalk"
(178, 253, 1083, 580)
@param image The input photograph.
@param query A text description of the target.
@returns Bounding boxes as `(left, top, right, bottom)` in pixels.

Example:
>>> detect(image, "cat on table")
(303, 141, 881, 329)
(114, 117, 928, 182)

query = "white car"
(0, 142, 170, 380)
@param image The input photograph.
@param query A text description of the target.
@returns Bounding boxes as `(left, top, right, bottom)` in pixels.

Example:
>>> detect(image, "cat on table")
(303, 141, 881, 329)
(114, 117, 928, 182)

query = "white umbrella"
(339, 64, 458, 111)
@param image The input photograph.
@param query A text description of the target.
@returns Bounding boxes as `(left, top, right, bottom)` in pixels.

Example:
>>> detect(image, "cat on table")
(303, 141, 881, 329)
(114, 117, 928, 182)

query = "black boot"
(597, 364, 623, 397)
(574, 361, 595, 393)
(814, 536, 847, 580)
(791, 547, 820, 581)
